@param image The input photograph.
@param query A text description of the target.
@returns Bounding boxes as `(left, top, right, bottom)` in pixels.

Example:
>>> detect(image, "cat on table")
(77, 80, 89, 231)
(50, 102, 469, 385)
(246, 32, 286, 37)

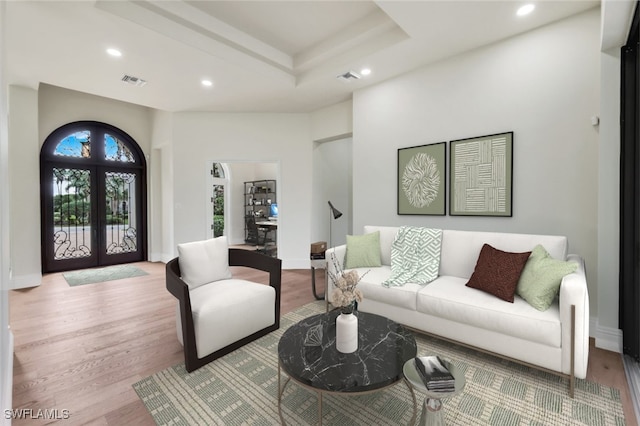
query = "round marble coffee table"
(403, 356, 466, 426)
(277, 310, 417, 425)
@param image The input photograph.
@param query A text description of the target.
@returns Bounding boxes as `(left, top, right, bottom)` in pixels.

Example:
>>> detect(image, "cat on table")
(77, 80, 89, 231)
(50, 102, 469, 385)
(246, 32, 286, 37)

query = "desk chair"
(245, 215, 276, 255)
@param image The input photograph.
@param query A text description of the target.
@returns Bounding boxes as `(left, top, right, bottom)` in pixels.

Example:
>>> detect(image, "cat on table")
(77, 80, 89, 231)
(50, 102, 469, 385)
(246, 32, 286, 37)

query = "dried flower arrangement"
(328, 252, 367, 314)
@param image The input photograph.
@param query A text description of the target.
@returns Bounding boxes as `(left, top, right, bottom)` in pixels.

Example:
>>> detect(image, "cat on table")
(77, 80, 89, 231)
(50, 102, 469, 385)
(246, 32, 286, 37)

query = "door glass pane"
(212, 163, 225, 178)
(52, 168, 92, 260)
(213, 184, 224, 237)
(54, 131, 91, 158)
(105, 171, 137, 255)
(105, 134, 135, 163)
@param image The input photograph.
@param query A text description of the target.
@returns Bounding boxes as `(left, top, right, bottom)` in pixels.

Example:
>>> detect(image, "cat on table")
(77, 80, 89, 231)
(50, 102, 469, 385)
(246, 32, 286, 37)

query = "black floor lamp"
(311, 201, 343, 301)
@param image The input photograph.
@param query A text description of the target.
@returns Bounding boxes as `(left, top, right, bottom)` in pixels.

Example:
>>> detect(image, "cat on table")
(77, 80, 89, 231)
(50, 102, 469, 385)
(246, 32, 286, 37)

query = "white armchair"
(166, 237, 281, 372)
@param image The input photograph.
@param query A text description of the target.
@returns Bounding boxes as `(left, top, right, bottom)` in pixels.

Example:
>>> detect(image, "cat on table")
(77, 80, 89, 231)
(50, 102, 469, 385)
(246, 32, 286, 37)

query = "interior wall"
(7, 85, 40, 289)
(0, 0, 14, 418)
(312, 137, 353, 247)
(149, 109, 173, 263)
(352, 10, 600, 315)
(172, 112, 310, 268)
(310, 100, 354, 248)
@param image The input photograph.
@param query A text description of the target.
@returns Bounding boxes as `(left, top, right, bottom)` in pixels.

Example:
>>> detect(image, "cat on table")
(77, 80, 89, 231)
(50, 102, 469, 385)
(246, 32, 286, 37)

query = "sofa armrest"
(559, 254, 589, 379)
(325, 245, 347, 304)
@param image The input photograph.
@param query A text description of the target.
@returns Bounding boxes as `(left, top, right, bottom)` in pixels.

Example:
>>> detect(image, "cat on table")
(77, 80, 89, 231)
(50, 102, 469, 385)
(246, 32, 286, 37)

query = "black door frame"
(620, 2, 640, 360)
(40, 121, 147, 273)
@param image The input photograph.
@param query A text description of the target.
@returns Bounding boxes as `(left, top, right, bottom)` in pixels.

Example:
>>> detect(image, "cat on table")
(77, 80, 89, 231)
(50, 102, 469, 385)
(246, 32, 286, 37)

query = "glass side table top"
(278, 310, 417, 393)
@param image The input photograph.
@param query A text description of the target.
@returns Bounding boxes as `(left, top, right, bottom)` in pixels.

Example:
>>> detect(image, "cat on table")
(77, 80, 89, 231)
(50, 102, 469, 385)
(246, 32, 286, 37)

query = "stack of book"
(414, 356, 455, 392)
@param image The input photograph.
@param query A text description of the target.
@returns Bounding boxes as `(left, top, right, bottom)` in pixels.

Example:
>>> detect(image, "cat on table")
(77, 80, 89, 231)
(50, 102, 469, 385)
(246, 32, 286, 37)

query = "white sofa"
(326, 226, 589, 395)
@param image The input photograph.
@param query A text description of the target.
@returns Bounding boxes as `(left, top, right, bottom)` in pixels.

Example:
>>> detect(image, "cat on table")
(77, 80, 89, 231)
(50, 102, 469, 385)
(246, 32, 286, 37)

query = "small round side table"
(403, 356, 466, 426)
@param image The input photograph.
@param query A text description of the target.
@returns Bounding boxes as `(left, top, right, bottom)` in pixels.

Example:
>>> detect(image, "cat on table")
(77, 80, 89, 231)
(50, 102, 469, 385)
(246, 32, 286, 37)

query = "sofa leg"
(570, 304, 576, 398)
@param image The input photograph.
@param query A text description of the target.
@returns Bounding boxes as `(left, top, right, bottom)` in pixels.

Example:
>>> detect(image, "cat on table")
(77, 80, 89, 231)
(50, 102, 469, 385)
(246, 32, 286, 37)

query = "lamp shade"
(328, 201, 343, 219)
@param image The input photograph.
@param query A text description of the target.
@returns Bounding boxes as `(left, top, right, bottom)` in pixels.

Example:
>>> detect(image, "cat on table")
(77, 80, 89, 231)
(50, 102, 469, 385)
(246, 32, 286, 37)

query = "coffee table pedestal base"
(419, 397, 445, 426)
(403, 356, 466, 426)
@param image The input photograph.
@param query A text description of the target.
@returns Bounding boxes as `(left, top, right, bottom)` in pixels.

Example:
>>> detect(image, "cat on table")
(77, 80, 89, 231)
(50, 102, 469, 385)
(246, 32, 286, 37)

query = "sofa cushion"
(349, 266, 421, 310)
(517, 245, 578, 311)
(178, 236, 232, 289)
(185, 279, 276, 358)
(417, 276, 561, 347)
(465, 244, 531, 302)
(344, 231, 382, 269)
(439, 229, 568, 279)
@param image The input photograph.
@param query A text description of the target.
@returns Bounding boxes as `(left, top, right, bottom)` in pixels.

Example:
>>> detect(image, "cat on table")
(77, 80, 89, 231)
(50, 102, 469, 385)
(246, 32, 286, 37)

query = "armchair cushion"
(177, 236, 232, 289)
(178, 279, 276, 358)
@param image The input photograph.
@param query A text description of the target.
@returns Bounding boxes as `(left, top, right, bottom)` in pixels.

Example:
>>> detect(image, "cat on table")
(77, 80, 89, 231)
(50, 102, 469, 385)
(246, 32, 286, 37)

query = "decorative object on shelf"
(327, 200, 343, 248)
(397, 142, 446, 215)
(449, 132, 513, 216)
(328, 252, 367, 353)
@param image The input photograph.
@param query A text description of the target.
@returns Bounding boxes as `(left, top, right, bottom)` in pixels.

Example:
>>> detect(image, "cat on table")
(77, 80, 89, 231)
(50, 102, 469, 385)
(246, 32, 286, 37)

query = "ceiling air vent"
(121, 74, 147, 87)
(336, 71, 361, 83)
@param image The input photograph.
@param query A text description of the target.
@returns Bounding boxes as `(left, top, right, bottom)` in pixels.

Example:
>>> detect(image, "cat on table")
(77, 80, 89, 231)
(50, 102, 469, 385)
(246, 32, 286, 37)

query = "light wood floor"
(9, 261, 638, 425)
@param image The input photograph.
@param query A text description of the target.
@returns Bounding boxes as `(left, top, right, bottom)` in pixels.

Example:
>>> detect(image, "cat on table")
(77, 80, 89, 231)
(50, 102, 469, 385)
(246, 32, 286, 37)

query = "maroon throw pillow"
(465, 244, 531, 302)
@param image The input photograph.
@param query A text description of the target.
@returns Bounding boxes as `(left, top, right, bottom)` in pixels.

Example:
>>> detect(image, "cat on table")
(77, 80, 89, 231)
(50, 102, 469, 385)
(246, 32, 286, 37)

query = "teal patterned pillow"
(516, 245, 578, 311)
(344, 231, 382, 269)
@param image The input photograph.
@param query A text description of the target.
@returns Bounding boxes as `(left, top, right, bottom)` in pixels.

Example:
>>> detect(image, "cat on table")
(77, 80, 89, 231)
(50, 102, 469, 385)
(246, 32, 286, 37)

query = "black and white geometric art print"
(449, 132, 513, 216)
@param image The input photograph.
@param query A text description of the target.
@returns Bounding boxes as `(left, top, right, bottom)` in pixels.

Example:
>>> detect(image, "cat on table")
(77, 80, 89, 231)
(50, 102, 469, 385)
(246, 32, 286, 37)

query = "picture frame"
(397, 142, 446, 215)
(449, 132, 513, 216)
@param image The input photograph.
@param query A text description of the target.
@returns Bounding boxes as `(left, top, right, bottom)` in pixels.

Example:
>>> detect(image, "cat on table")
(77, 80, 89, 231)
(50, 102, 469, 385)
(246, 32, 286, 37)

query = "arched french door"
(40, 121, 147, 273)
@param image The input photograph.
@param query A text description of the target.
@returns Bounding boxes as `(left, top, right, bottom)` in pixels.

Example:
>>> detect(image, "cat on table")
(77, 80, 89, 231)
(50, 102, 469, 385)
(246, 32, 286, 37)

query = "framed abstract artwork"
(449, 132, 513, 216)
(397, 142, 446, 215)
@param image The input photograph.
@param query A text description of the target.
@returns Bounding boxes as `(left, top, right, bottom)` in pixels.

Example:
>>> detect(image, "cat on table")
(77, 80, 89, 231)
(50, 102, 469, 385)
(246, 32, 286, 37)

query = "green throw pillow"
(516, 244, 578, 311)
(344, 231, 382, 269)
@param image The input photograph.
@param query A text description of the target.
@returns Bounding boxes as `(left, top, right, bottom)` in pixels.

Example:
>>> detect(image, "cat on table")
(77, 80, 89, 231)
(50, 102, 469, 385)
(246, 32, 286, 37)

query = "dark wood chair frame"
(166, 248, 282, 372)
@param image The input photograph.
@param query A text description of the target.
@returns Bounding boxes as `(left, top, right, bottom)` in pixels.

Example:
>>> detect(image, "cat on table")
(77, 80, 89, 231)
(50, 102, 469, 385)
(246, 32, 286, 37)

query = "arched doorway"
(40, 121, 147, 273)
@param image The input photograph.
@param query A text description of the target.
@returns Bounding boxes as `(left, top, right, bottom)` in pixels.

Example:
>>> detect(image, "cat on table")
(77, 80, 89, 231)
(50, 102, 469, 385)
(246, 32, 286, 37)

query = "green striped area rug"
(133, 302, 625, 425)
(63, 264, 148, 286)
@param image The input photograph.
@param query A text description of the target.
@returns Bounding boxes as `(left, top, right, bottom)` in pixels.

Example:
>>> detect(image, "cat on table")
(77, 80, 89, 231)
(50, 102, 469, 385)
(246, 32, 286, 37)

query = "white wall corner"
(10, 272, 42, 290)
(149, 252, 174, 264)
(592, 316, 623, 353)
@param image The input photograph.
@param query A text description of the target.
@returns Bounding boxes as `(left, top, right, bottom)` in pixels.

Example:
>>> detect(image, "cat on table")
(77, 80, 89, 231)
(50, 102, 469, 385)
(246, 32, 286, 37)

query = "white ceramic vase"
(336, 312, 358, 353)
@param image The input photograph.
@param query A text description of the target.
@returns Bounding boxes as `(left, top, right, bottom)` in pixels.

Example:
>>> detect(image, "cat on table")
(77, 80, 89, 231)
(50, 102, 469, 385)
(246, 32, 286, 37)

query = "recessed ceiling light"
(106, 48, 122, 57)
(201, 79, 213, 87)
(517, 4, 535, 16)
(360, 68, 372, 76)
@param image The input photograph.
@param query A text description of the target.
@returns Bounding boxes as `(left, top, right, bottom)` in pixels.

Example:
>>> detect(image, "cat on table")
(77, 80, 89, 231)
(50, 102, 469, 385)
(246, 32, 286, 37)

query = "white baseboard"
(591, 317, 623, 353)
(282, 258, 313, 269)
(1, 328, 13, 425)
(148, 252, 174, 264)
(10, 272, 41, 290)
